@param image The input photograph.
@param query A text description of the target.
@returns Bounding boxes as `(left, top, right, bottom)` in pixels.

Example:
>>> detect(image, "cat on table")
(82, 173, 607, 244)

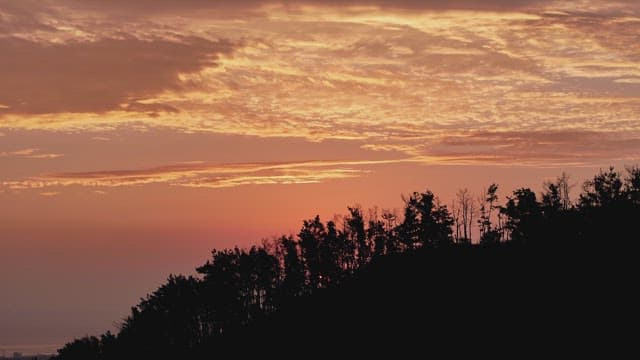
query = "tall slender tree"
(279, 235, 305, 298)
(298, 216, 326, 290)
(479, 184, 500, 244)
(346, 207, 370, 266)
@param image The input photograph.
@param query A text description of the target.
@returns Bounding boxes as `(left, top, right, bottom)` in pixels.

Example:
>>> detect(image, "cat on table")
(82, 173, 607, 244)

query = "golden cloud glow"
(39, 191, 60, 197)
(1, 159, 403, 190)
(1, 0, 639, 193)
(0, 148, 63, 159)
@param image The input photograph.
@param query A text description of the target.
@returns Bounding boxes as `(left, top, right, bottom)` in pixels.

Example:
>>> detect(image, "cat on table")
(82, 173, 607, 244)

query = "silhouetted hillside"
(53, 166, 639, 359)
(220, 245, 632, 358)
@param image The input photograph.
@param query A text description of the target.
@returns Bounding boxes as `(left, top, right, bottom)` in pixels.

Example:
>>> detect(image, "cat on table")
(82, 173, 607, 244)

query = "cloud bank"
(1, 0, 639, 192)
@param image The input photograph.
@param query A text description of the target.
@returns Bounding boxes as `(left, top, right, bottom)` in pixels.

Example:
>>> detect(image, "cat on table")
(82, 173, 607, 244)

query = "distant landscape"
(1, 354, 52, 360)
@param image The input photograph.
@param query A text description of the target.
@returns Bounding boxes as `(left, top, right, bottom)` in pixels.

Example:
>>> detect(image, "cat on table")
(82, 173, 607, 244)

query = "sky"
(1, 0, 639, 354)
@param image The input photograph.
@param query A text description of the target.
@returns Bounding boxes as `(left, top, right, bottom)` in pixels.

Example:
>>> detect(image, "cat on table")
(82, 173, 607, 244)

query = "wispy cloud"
(0, 148, 63, 159)
(39, 191, 60, 196)
(1, 159, 399, 191)
(182, 169, 363, 189)
(6, 140, 634, 194)
(615, 78, 640, 84)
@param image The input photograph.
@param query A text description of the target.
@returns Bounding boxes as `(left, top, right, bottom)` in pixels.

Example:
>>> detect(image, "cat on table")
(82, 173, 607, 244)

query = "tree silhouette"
(298, 216, 326, 290)
(319, 221, 343, 286)
(624, 166, 640, 205)
(542, 181, 563, 214)
(279, 235, 305, 299)
(580, 167, 624, 208)
(346, 207, 370, 266)
(400, 191, 453, 248)
(399, 194, 421, 249)
(368, 217, 386, 258)
(502, 188, 541, 244)
(456, 188, 474, 243)
(56, 336, 101, 360)
(479, 184, 500, 244)
(451, 199, 462, 243)
(52, 165, 640, 360)
(381, 209, 400, 254)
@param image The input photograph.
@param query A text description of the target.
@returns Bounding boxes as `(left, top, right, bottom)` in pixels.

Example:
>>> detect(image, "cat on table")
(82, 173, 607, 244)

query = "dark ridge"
(53, 166, 639, 359)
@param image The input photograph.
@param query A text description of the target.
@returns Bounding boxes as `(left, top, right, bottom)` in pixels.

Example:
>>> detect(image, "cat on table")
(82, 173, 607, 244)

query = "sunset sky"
(1, 0, 639, 354)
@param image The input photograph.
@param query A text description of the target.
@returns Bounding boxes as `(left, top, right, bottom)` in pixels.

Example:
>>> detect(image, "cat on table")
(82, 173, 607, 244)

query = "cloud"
(359, 129, 640, 167)
(7, 129, 639, 194)
(0, 159, 395, 191)
(39, 191, 60, 196)
(615, 78, 640, 84)
(60, 0, 555, 13)
(0, 36, 236, 114)
(0, 0, 59, 34)
(361, 143, 424, 156)
(0, 148, 63, 159)
(427, 130, 640, 166)
(1, 0, 639, 170)
(182, 169, 363, 189)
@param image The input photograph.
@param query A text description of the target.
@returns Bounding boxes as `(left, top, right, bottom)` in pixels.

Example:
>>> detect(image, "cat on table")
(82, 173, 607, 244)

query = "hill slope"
(217, 243, 625, 358)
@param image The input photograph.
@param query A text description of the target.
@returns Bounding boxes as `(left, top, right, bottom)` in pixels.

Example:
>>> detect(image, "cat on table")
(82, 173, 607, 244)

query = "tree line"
(53, 166, 640, 359)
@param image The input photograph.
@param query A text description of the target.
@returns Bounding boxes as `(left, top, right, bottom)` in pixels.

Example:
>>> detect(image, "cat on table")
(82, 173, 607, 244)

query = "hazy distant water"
(0, 342, 58, 357)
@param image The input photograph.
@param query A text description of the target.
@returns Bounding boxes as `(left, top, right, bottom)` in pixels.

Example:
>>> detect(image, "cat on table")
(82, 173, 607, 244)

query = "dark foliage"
(53, 167, 639, 359)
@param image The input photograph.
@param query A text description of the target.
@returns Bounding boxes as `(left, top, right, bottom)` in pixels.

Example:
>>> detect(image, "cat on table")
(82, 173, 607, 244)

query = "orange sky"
(1, 0, 639, 354)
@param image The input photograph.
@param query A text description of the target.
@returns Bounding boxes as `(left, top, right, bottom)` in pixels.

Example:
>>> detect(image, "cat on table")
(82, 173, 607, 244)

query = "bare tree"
(557, 172, 573, 210)
(543, 172, 575, 212)
(451, 200, 461, 242)
(468, 199, 476, 243)
(456, 188, 474, 243)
